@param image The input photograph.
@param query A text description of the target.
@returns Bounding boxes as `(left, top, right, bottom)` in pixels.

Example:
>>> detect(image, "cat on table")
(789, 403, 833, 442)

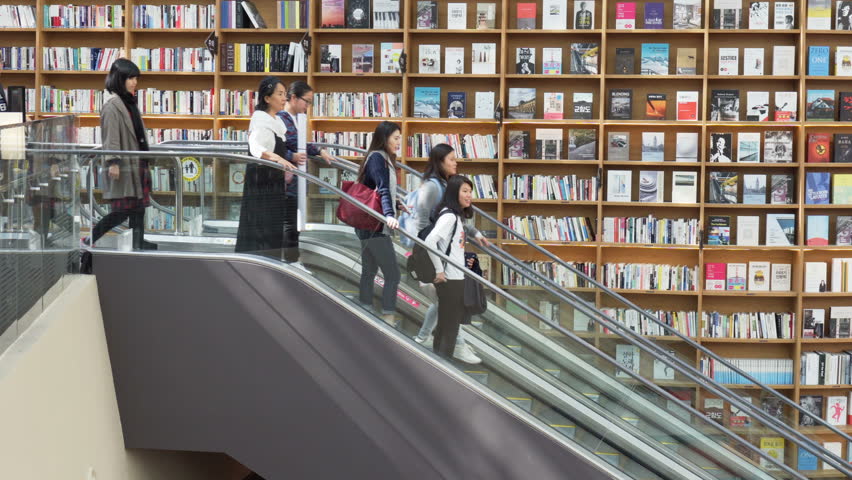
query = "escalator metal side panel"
(93, 251, 622, 480)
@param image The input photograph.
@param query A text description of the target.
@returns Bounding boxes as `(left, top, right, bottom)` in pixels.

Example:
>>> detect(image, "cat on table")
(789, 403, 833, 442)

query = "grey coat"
(100, 94, 148, 200)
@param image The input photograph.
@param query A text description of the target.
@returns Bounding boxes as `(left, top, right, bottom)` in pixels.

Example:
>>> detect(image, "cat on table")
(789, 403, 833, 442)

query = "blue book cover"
(641, 43, 669, 75)
(808, 46, 830, 75)
(806, 172, 831, 204)
(644, 2, 664, 28)
(413, 87, 441, 118)
(798, 447, 818, 470)
(447, 91, 466, 118)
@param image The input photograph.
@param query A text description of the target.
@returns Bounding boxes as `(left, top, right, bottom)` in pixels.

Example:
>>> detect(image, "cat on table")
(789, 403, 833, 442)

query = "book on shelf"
(737, 132, 761, 162)
(676, 48, 696, 75)
(351, 44, 374, 73)
(836, 47, 852, 76)
(347, 0, 371, 27)
(317, 167, 339, 194)
(516, 47, 535, 74)
(772, 45, 795, 75)
(705, 262, 727, 289)
(763, 131, 793, 163)
(474, 91, 494, 119)
(615, 344, 640, 378)
(807, 215, 829, 245)
(573, 0, 595, 28)
(415, 0, 437, 28)
(807, 133, 832, 162)
(708, 171, 738, 203)
(745, 91, 769, 121)
(543, 92, 564, 119)
(838, 0, 852, 30)
(709, 132, 733, 162)
(773, 91, 797, 121)
(543, 0, 568, 28)
(507, 131, 530, 159)
(826, 396, 848, 426)
(830, 307, 852, 334)
(572, 92, 593, 119)
(471, 43, 496, 74)
(718, 47, 739, 75)
(373, 0, 400, 28)
(806, 171, 830, 204)
(676, 132, 698, 161)
(645, 93, 666, 120)
(418, 44, 440, 74)
(641, 132, 664, 161)
(805, 261, 827, 292)
(806, 89, 835, 121)
(773, 1, 795, 28)
(568, 128, 596, 160)
(808, 45, 830, 75)
(713, 0, 742, 28)
(641, 43, 669, 75)
(615, 48, 635, 74)
(444, 47, 464, 74)
(766, 213, 795, 245)
(759, 438, 784, 471)
(704, 398, 724, 424)
(770, 174, 794, 204)
(771, 263, 791, 291)
(726, 263, 747, 290)
(748, 260, 770, 291)
(808, 0, 832, 29)
(508, 88, 536, 119)
(710, 89, 739, 121)
(802, 309, 825, 337)
(607, 170, 633, 202)
(320, 44, 342, 72)
(447, 3, 467, 28)
(737, 215, 760, 245)
(320, 0, 345, 27)
(644, 2, 664, 28)
(475, 2, 495, 28)
(639, 170, 664, 202)
(840, 92, 852, 121)
(413, 87, 440, 118)
(742, 174, 766, 204)
(516, 2, 536, 28)
(380, 42, 403, 73)
(675, 91, 698, 121)
(707, 215, 731, 246)
(609, 89, 632, 119)
(653, 350, 676, 380)
(569, 43, 598, 74)
(535, 128, 563, 160)
(615, 2, 636, 29)
(671, 171, 698, 203)
(838, 216, 852, 245)
(729, 396, 753, 427)
(834, 173, 852, 204)
(541, 48, 563, 74)
(743, 48, 764, 75)
(608, 132, 630, 160)
(447, 91, 466, 118)
(673, 0, 702, 28)
(748, 1, 768, 28)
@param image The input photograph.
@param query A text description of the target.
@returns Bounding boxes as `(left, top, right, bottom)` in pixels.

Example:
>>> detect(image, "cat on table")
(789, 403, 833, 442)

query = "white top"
(424, 209, 466, 280)
(247, 110, 286, 158)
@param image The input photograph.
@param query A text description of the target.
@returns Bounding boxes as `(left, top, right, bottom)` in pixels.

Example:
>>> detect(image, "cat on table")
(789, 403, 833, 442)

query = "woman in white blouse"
(235, 76, 297, 257)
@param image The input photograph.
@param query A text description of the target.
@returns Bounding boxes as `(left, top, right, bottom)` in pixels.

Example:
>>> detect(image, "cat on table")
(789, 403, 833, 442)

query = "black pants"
(435, 280, 466, 358)
(91, 207, 147, 249)
(283, 194, 299, 263)
(356, 231, 400, 314)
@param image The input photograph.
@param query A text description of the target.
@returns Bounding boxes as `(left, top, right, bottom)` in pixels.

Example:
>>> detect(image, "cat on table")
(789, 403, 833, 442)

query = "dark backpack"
(406, 210, 457, 283)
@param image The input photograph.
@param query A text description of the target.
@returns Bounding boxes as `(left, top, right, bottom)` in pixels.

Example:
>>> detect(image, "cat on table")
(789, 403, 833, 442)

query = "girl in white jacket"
(424, 175, 475, 359)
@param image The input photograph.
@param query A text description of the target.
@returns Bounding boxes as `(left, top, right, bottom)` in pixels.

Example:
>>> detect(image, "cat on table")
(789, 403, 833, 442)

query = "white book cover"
(718, 47, 739, 75)
(771, 263, 791, 291)
(772, 45, 795, 75)
(726, 263, 747, 290)
(823, 441, 843, 469)
(743, 48, 764, 75)
(737, 215, 760, 245)
(573, 0, 595, 29)
(653, 350, 676, 380)
(807, 0, 832, 29)
(573, 309, 592, 331)
(746, 91, 769, 121)
(229, 163, 246, 192)
(836, 47, 852, 76)
(445, 47, 465, 74)
(474, 91, 494, 118)
(418, 44, 441, 73)
(642, 132, 665, 161)
(639, 170, 665, 202)
(471, 43, 496, 74)
(543, 92, 564, 119)
(774, 1, 795, 28)
(615, 344, 640, 378)
(737, 132, 761, 162)
(607, 170, 633, 202)
(542, 47, 563, 74)
(447, 3, 467, 29)
(542, 0, 568, 29)
(671, 171, 698, 203)
(676, 132, 699, 161)
(676, 91, 699, 121)
(826, 396, 848, 425)
(373, 0, 400, 28)
(380, 42, 403, 73)
(804, 261, 827, 292)
(774, 91, 797, 120)
(766, 213, 795, 245)
(748, 260, 771, 290)
(748, 1, 769, 28)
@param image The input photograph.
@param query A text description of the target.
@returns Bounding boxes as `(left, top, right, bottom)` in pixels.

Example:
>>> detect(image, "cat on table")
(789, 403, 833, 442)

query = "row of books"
(129, 47, 213, 73)
(702, 311, 795, 339)
(0, 5, 35, 27)
(800, 394, 852, 432)
(705, 261, 791, 291)
(0, 46, 34, 70)
(40, 86, 106, 114)
(801, 352, 852, 388)
(43, 4, 125, 28)
(699, 356, 794, 385)
(506, 89, 597, 121)
(320, 0, 400, 29)
(411, 90, 494, 120)
(715, 45, 796, 76)
(601, 308, 697, 337)
(503, 215, 595, 242)
(148, 165, 214, 194)
(808, 45, 852, 76)
(43, 47, 122, 72)
(132, 4, 216, 29)
(219, 127, 247, 142)
(406, 133, 497, 159)
(501, 261, 596, 288)
(709, 172, 789, 205)
(311, 92, 401, 118)
(601, 216, 700, 245)
(601, 263, 698, 291)
(219, 42, 307, 73)
(606, 170, 698, 204)
(806, 172, 852, 204)
(219, 89, 256, 116)
(278, 0, 308, 28)
(317, 43, 399, 74)
(311, 130, 372, 155)
(460, 174, 497, 199)
(136, 88, 214, 115)
(415, 1, 500, 30)
(503, 174, 599, 202)
(79, 127, 212, 145)
(805, 260, 852, 293)
(508, 128, 597, 160)
(808, 132, 852, 162)
(220, 0, 267, 28)
(803, 307, 852, 338)
(144, 205, 202, 231)
(807, 0, 852, 30)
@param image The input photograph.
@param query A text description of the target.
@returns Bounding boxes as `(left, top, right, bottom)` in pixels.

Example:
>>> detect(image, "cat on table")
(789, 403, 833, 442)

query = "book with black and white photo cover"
(709, 132, 733, 162)
(573, 92, 593, 119)
(772, 45, 795, 75)
(516, 47, 536, 74)
(445, 47, 464, 74)
(615, 47, 635, 74)
(774, 91, 797, 121)
(742, 173, 766, 203)
(568, 128, 596, 160)
(748, 1, 769, 28)
(748, 260, 771, 290)
(418, 44, 440, 73)
(718, 47, 739, 75)
(771, 263, 791, 291)
(609, 88, 632, 119)
(802, 308, 825, 337)
(766, 212, 795, 245)
(770, 174, 794, 204)
(746, 91, 769, 121)
(653, 350, 676, 380)
(676, 48, 696, 74)
(543, 92, 564, 119)
(642, 132, 665, 160)
(318, 168, 339, 194)
(347, 0, 371, 27)
(838, 215, 852, 245)
(416, 0, 436, 28)
(674, 0, 702, 28)
(805, 261, 827, 292)
(710, 89, 740, 121)
(447, 3, 467, 29)
(507, 130, 531, 159)
(608, 132, 630, 160)
(800, 396, 824, 426)
(471, 43, 496, 74)
(743, 48, 764, 75)
(573, 0, 595, 29)
(474, 91, 494, 118)
(570, 43, 599, 74)
(535, 128, 563, 159)
(543, 0, 568, 29)
(774, 1, 795, 28)
(475, 2, 496, 28)
(737, 132, 761, 162)
(508, 87, 536, 119)
(764, 131, 794, 162)
(447, 91, 466, 118)
(320, 44, 342, 72)
(838, 0, 852, 29)
(713, 0, 742, 28)
(607, 170, 633, 201)
(676, 132, 698, 161)
(737, 215, 760, 245)
(708, 171, 738, 203)
(542, 48, 562, 74)
(373, 0, 400, 28)
(671, 171, 698, 203)
(615, 344, 639, 378)
(639, 170, 665, 202)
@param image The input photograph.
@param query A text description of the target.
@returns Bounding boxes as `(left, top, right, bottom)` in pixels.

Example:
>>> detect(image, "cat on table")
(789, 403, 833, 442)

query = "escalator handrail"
(43, 146, 815, 478)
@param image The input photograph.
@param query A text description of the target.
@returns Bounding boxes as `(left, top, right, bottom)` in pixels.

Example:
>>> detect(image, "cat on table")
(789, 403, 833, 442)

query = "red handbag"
(337, 180, 383, 230)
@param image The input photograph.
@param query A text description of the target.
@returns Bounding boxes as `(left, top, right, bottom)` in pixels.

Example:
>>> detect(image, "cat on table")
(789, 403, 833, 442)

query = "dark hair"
(357, 121, 400, 181)
(105, 58, 141, 96)
(255, 76, 285, 112)
(287, 80, 313, 100)
(423, 143, 455, 181)
(433, 175, 474, 221)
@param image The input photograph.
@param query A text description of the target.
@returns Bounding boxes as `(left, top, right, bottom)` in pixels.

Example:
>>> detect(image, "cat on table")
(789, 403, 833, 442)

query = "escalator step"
(463, 370, 489, 385)
(506, 397, 533, 413)
(549, 424, 577, 439)
(595, 452, 621, 467)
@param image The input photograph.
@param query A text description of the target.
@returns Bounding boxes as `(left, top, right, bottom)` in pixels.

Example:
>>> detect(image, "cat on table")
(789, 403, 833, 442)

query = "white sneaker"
(454, 344, 482, 364)
(289, 261, 312, 274)
(415, 335, 434, 349)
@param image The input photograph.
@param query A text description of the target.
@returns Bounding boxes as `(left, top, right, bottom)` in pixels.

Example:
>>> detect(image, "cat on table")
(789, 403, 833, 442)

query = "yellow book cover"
(759, 437, 785, 470)
(264, 44, 270, 72)
(833, 173, 852, 204)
